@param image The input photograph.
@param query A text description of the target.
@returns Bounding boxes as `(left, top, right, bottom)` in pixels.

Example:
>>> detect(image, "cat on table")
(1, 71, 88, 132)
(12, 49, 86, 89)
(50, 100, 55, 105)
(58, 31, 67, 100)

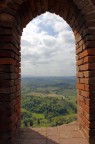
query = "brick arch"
(0, 0, 95, 143)
(91, 0, 95, 6)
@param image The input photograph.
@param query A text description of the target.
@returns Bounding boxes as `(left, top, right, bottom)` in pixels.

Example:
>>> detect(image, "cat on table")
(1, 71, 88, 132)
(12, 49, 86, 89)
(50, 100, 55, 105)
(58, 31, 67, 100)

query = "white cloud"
(21, 12, 76, 77)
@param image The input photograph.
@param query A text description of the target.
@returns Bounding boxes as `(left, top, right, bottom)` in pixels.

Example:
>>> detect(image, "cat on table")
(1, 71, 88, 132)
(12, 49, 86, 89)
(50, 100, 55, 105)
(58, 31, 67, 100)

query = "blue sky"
(21, 12, 76, 77)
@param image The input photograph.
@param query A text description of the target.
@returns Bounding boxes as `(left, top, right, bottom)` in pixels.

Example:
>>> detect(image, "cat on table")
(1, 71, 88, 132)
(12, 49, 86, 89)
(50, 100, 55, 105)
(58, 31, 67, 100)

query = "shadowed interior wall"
(0, 0, 95, 143)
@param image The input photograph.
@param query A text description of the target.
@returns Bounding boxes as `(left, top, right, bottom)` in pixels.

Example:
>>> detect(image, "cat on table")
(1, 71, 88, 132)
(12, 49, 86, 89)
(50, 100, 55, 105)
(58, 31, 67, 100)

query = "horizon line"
(21, 75, 76, 78)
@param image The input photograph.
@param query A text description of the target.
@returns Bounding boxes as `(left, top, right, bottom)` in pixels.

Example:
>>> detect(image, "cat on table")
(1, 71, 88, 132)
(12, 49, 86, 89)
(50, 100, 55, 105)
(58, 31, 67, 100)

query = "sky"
(21, 12, 76, 77)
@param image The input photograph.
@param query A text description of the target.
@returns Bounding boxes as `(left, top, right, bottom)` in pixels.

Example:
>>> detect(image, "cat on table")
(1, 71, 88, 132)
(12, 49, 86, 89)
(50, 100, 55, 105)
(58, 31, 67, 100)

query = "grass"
(25, 92, 65, 100)
(32, 113, 45, 119)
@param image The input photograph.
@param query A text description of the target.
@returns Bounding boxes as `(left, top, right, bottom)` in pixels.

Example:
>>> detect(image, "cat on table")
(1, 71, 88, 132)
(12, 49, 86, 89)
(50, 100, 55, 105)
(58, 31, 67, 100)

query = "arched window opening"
(21, 12, 77, 128)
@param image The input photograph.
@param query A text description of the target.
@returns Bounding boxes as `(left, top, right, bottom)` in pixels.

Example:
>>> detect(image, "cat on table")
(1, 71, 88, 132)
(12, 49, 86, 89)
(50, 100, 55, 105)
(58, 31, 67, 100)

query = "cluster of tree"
(22, 96, 76, 117)
(21, 77, 77, 128)
(21, 95, 77, 127)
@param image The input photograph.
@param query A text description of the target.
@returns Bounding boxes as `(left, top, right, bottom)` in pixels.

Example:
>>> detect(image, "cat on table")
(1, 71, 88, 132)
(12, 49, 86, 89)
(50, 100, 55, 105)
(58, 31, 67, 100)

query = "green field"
(21, 76, 77, 128)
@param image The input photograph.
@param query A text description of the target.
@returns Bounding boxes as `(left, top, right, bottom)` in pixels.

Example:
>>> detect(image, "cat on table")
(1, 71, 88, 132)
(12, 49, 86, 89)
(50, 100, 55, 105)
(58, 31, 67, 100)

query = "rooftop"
(15, 122, 88, 144)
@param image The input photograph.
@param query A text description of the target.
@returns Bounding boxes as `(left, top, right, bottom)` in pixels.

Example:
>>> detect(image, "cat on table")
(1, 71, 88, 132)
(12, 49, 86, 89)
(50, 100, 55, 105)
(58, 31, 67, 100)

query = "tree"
(30, 120, 33, 127)
(37, 118, 40, 125)
(24, 120, 28, 127)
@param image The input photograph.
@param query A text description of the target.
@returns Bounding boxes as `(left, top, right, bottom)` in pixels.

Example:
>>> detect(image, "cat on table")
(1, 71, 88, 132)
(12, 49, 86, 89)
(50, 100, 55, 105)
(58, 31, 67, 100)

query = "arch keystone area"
(0, 0, 95, 143)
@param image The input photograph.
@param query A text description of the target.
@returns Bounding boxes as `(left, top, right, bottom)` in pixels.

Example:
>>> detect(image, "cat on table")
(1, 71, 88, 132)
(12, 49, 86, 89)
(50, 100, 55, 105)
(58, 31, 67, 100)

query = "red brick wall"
(0, 0, 95, 143)
(0, 3, 21, 143)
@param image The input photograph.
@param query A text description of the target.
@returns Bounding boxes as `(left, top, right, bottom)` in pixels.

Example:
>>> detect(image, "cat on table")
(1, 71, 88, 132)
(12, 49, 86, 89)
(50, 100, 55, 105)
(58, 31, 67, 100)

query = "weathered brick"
(86, 20, 95, 27)
(77, 72, 84, 78)
(84, 56, 95, 63)
(76, 46, 83, 54)
(40, 0, 48, 12)
(84, 71, 95, 78)
(0, 86, 17, 94)
(77, 58, 83, 66)
(79, 113, 90, 127)
(79, 49, 95, 59)
(80, 90, 90, 98)
(78, 94, 90, 106)
(0, 65, 14, 72)
(85, 41, 95, 48)
(0, 79, 14, 87)
(0, 58, 20, 66)
(77, 83, 85, 90)
(79, 64, 89, 71)
(80, 63, 95, 71)
(0, 73, 15, 79)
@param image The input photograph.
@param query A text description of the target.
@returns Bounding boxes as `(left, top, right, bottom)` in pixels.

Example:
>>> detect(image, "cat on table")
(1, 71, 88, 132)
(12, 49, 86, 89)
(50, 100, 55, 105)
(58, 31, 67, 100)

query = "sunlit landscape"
(21, 12, 76, 128)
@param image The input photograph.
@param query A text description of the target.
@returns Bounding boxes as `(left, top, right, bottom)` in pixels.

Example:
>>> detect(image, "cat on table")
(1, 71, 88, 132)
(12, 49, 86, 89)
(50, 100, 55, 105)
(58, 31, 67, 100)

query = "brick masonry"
(0, 0, 95, 144)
